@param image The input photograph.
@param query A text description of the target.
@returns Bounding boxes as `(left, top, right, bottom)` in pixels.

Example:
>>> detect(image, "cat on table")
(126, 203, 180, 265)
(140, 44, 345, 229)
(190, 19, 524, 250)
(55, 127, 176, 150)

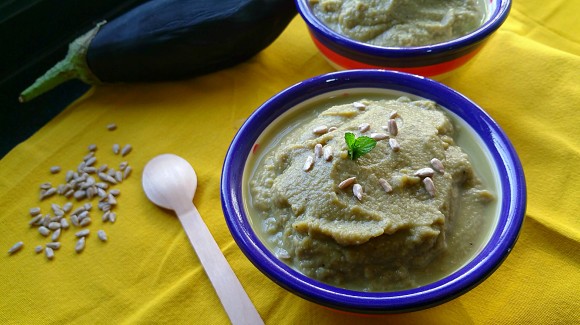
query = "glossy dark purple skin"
(221, 70, 526, 314)
(294, 0, 511, 68)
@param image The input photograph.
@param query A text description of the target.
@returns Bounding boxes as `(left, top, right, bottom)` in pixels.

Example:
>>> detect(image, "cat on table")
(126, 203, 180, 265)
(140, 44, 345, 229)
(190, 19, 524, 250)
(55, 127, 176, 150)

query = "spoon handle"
(177, 203, 264, 325)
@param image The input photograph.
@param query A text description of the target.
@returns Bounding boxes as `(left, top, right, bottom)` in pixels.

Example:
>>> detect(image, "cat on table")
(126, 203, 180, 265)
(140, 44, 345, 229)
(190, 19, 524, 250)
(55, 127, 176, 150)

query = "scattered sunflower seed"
(107, 123, 117, 131)
(80, 217, 92, 227)
(88, 144, 97, 151)
(98, 172, 117, 184)
(109, 189, 120, 196)
(51, 228, 62, 241)
(7, 241, 24, 254)
(314, 144, 323, 158)
(75, 229, 90, 237)
(430, 158, 445, 174)
(35, 245, 43, 254)
(379, 178, 393, 193)
(389, 138, 400, 152)
(323, 146, 333, 161)
(46, 242, 61, 250)
(389, 110, 399, 119)
(123, 166, 132, 179)
(358, 123, 370, 133)
(112, 144, 120, 154)
(63, 202, 73, 213)
(38, 226, 50, 237)
(45, 247, 55, 260)
(75, 237, 86, 253)
(50, 166, 61, 174)
(48, 222, 61, 230)
(120, 144, 132, 157)
(353, 101, 366, 110)
(108, 212, 117, 223)
(29, 215, 43, 226)
(60, 218, 69, 229)
(40, 188, 57, 200)
(414, 167, 435, 178)
(353, 184, 363, 201)
(388, 119, 398, 136)
(303, 156, 314, 172)
(370, 132, 388, 141)
(29, 207, 41, 216)
(97, 230, 108, 242)
(312, 125, 328, 135)
(338, 177, 356, 189)
(423, 177, 436, 197)
(114, 171, 123, 183)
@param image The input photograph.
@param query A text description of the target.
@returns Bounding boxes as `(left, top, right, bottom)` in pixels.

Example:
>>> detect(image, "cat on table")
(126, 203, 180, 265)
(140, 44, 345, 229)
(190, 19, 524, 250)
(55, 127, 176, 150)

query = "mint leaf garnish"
(345, 132, 377, 160)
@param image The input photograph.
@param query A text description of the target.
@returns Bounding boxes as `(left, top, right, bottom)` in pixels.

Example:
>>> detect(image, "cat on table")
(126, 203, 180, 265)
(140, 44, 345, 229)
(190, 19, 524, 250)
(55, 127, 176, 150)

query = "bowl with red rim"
(294, 0, 511, 79)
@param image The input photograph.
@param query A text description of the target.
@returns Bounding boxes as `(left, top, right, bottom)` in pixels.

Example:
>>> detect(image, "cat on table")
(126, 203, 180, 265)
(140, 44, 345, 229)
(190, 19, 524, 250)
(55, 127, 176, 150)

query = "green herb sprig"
(345, 132, 377, 160)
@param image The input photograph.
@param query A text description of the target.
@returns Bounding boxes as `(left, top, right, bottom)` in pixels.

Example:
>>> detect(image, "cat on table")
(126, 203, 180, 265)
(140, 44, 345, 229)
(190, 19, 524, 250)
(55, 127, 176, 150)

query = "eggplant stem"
(19, 21, 106, 103)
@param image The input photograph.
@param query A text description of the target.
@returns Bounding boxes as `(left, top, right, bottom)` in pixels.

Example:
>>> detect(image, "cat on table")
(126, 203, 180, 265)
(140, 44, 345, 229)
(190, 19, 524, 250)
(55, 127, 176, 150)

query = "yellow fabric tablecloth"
(1, 1, 579, 324)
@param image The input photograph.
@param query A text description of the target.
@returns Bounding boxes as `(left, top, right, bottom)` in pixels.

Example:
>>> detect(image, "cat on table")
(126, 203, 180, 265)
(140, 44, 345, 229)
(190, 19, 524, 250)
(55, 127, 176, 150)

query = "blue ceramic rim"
(221, 70, 526, 313)
(294, 0, 512, 59)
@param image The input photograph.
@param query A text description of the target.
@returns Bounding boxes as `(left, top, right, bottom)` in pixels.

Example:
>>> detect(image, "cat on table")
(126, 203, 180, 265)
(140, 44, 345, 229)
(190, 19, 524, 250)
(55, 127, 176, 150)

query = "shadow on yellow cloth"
(1, 0, 578, 324)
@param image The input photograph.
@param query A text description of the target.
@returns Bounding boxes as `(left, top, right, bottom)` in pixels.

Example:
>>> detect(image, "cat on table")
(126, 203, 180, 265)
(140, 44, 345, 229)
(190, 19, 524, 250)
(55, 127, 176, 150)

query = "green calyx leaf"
(345, 132, 377, 160)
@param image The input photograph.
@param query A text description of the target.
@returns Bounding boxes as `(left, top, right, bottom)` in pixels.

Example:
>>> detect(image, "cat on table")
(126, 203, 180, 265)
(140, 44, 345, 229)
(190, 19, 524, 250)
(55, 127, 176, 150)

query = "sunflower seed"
(303, 156, 314, 171)
(123, 166, 132, 179)
(63, 202, 73, 213)
(88, 144, 97, 151)
(108, 212, 117, 223)
(102, 211, 111, 222)
(358, 123, 370, 133)
(121, 144, 132, 157)
(40, 182, 52, 190)
(415, 167, 435, 178)
(48, 222, 61, 230)
(73, 190, 86, 200)
(42, 215, 51, 227)
(107, 194, 117, 205)
(86, 186, 95, 199)
(60, 218, 69, 229)
(75, 229, 90, 237)
(64, 189, 74, 198)
(388, 119, 398, 136)
(38, 226, 50, 236)
(29, 207, 41, 216)
(46, 242, 61, 250)
(353, 101, 366, 110)
(430, 158, 445, 174)
(389, 138, 400, 152)
(312, 126, 328, 135)
(119, 161, 128, 170)
(370, 132, 388, 141)
(29, 215, 42, 226)
(84, 203, 92, 211)
(98, 202, 111, 212)
(97, 187, 107, 198)
(112, 144, 120, 154)
(114, 171, 123, 183)
(423, 177, 436, 197)
(83, 151, 95, 161)
(389, 110, 399, 119)
(338, 177, 356, 189)
(95, 182, 109, 189)
(321, 146, 332, 161)
(379, 178, 393, 193)
(75, 237, 86, 253)
(107, 168, 116, 177)
(51, 228, 62, 243)
(107, 123, 117, 131)
(70, 215, 79, 227)
(40, 188, 56, 200)
(66, 170, 75, 182)
(109, 189, 120, 196)
(77, 211, 89, 220)
(80, 217, 92, 227)
(8, 241, 24, 254)
(50, 166, 61, 174)
(35, 245, 43, 254)
(97, 230, 108, 242)
(353, 184, 363, 201)
(45, 247, 55, 260)
(98, 172, 117, 184)
(314, 144, 323, 158)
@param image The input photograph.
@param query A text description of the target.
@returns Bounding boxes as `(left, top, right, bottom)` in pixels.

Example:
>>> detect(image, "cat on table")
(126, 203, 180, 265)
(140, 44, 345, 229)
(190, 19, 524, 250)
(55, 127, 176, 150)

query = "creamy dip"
(310, 0, 486, 47)
(245, 94, 496, 291)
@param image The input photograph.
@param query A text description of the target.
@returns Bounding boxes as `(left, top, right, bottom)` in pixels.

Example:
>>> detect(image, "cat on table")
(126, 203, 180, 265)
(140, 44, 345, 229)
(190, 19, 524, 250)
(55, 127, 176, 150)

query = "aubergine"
(19, 0, 297, 102)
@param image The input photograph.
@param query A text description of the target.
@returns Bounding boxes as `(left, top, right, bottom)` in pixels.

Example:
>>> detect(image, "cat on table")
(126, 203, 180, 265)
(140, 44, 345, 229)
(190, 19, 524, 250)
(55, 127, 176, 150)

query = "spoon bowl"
(142, 153, 263, 325)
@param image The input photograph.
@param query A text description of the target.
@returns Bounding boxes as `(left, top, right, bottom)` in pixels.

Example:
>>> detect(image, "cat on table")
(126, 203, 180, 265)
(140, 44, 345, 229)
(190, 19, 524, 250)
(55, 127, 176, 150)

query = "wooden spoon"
(142, 154, 263, 325)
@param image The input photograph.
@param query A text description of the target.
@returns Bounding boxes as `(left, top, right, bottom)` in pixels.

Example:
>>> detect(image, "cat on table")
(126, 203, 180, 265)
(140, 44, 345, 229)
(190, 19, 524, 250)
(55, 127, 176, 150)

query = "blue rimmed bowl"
(294, 0, 511, 79)
(221, 70, 526, 314)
